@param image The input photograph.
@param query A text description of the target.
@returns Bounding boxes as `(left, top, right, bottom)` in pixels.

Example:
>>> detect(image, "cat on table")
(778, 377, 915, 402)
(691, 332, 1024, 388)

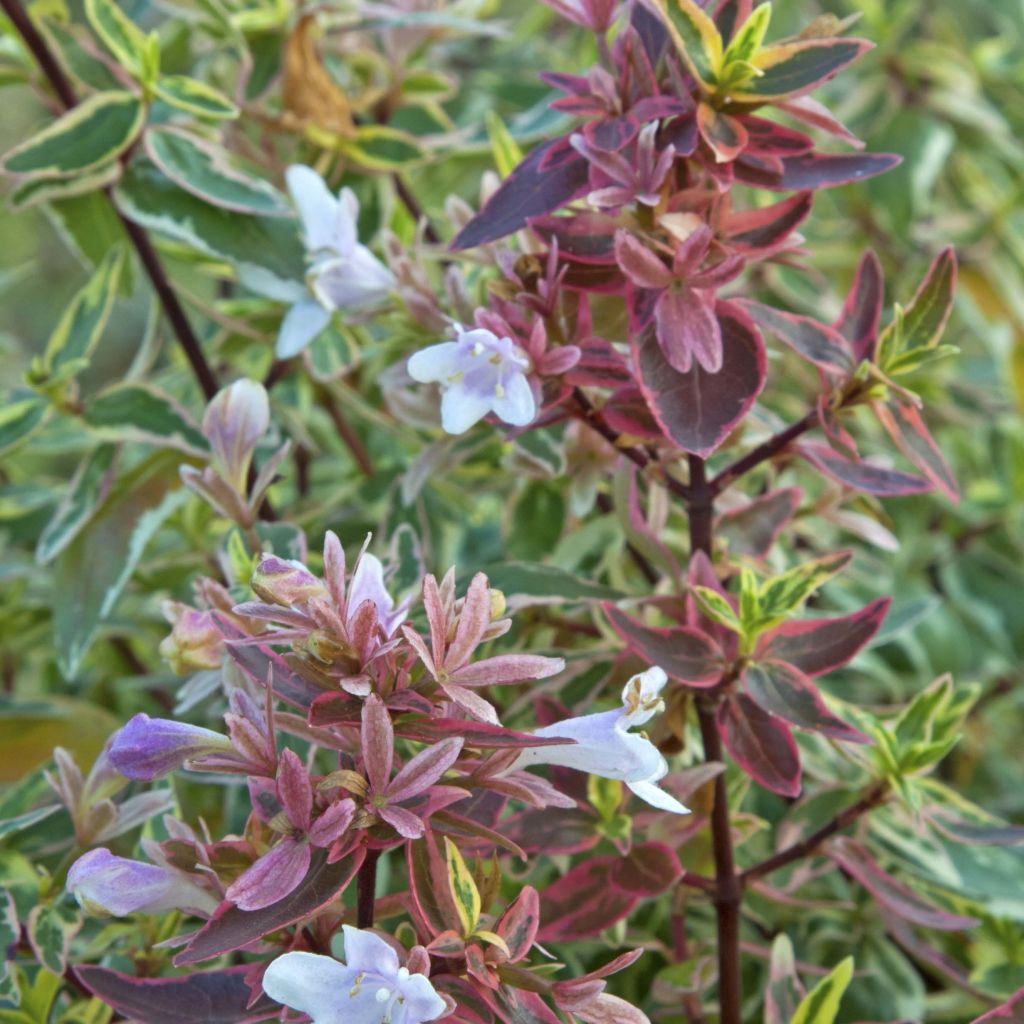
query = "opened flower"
(407, 325, 536, 434)
(277, 165, 395, 358)
(509, 667, 689, 813)
(262, 926, 447, 1024)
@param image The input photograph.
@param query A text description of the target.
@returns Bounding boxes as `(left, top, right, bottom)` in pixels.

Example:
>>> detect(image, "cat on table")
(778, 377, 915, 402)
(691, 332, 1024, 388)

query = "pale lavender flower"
(67, 848, 219, 917)
(407, 325, 536, 434)
(108, 714, 237, 780)
(277, 166, 395, 358)
(262, 927, 447, 1024)
(509, 667, 689, 813)
(202, 378, 269, 492)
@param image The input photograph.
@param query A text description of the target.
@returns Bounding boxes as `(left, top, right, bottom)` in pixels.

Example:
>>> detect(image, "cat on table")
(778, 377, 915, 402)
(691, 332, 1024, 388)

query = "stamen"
(471, 342, 485, 356)
(375, 988, 392, 1003)
(349, 972, 365, 997)
(494, 383, 505, 398)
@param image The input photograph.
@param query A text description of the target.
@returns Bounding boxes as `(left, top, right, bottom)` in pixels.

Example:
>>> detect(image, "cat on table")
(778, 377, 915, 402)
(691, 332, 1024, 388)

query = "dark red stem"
(356, 848, 381, 928)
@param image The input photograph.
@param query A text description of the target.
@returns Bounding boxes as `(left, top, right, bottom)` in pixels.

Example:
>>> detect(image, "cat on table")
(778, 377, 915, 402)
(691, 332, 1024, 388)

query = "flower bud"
(108, 713, 235, 781)
(202, 378, 270, 493)
(250, 555, 326, 607)
(159, 601, 223, 675)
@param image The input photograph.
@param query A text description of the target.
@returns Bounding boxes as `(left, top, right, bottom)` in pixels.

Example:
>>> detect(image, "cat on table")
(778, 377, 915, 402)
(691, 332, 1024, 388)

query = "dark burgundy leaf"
(661, 111, 699, 156)
(713, 0, 750, 43)
(835, 249, 883, 362)
(609, 842, 683, 896)
(776, 151, 902, 190)
(602, 386, 666, 441)
(725, 192, 812, 256)
(875, 401, 959, 502)
(799, 440, 932, 496)
(761, 596, 890, 677)
(76, 965, 278, 1024)
(226, 640, 323, 710)
(630, 1, 669, 65)
(740, 300, 853, 373)
(538, 858, 638, 942)
(396, 717, 569, 748)
(742, 116, 814, 156)
(502, 807, 600, 856)
(175, 849, 363, 966)
(716, 694, 801, 798)
(531, 214, 617, 263)
(634, 306, 767, 457)
(829, 837, 979, 930)
(716, 487, 802, 559)
(743, 660, 867, 743)
(451, 137, 588, 249)
(603, 603, 722, 685)
(564, 338, 632, 388)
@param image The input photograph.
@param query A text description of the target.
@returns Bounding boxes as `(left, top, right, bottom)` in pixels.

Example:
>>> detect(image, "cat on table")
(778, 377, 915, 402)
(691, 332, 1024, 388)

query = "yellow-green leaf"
(84, 0, 149, 77)
(337, 125, 425, 171)
(485, 110, 523, 178)
(0, 91, 145, 179)
(649, 0, 722, 89)
(155, 75, 238, 119)
(723, 1, 771, 66)
(443, 837, 481, 937)
(791, 956, 854, 1024)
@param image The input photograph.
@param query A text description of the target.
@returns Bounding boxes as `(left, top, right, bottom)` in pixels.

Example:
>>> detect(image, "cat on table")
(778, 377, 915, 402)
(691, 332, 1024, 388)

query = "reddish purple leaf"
(396, 717, 569, 749)
(875, 401, 959, 502)
(742, 660, 867, 743)
(451, 137, 588, 249)
(496, 885, 540, 961)
(713, 0, 752, 43)
(717, 694, 801, 798)
(739, 152, 901, 191)
(531, 214, 617, 264)
(503, 807, 601, 856)
(226, 639, 323, 710)
(970, 988, 1024, 1022)
(564, 337, 632, 388)
(829, 837, 980, 931)
(609, 842, 683, 896)
(538, 858, 638, 942)
(724, 192, 812, 257)
(740, 300, 853, 373)
(835, 249, 883, 362)
(799, 440, 932, 496)
(603, 603, 722, 686)
(634, 306, 767, 457)
(408, 830, 463, 936)
(175, 849, 363, 966)
(742, 116, 814, 156)
(716, 487, 802, 560)
(76, 965, 278, 1024)
(760, 596, 890, 677)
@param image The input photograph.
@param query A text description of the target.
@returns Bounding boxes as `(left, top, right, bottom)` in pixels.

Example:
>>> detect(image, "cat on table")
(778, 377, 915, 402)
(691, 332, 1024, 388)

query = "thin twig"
(1, 0, 220, 400)
(315, 384, 375, 478)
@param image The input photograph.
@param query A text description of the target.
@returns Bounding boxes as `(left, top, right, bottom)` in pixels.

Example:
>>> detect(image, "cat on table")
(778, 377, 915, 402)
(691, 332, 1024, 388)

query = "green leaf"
(790, 956, 854, 1024)
(114, 159, 305, 299)
(0, 890, 18, 987)
(0, 805, 61, 842)
(0, 395, 50, 456)
(38, 246, 125, 381)
(53, 452, 189, 678)
(481, 562, 622, 609)
(755, 551, 851, 628)
(83, 382, 209, 455)
(45, 190, 128, 273)
(0, 91, 145, 179)
(84, 0, 149, 77)
(145, 128, 290, 216)
(36, 445, 119, 565)
(6, 162, 121, 212)
(338, 125, 425, 171)
(443, 837, 481, 937)
(651, 0, 722, 88)
(723, 1, 771, 66)
(883, 247, 958, 362)
(27, 903, 81, 976)
(306, 323, 359, 381)
(154, 75, 238, 119)
(485, 110, 523, 178)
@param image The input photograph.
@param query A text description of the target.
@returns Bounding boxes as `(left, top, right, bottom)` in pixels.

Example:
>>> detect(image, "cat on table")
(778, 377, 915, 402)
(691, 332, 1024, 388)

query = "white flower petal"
(440, 386, 494, 434)
(335, 187, 360, 254)
(627, 778, 690, 814)
(286, 165, 340, 254)
(399, 972, 448, 1022)
(492, 371, 536, 426)
(341, 924, 401, 977)
(276, 298, 331, 358)
(262, 951, 357, 1024)
(407, 342, 465, 384)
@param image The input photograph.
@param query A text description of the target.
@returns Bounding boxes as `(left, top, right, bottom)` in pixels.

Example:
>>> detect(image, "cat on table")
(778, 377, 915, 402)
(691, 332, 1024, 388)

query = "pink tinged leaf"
(447, 654, 565, 688)
(742, 661, 868, 743)
(969, 988, 1024, 1023)
(799, 440, 932, 496)
(829, 837, 980, 930)
(451, 136, 589, 249)
(614, 230, 672, 289)
(741, 116, 814, 156)
(361, 695, 394, 792)
(740, 300, 853, 373)
(655, 286, 724, 373)
(876, 401, 959, 502)
(538, 858, 638, 942)
(671, 223, 714, 276)
(635, 306, 767, 457)
(777, 95, 864, 148)
(307, 798, 355, 848)
(688, 253, 745, 290)
(900, 246, 957, 352)
(421, 574, 447, 670)
(761, 596, 891, 677)
(442, 683, 499, 724)
(575, 994, 651, 1024)
(609, 842, 683, 896)
(602, 604, 722, 685)
(379, 804, 425, 838)
(716, 694, 801, 798)
(495, 885, 540, 962)
(697, 103, 749, 163)
(503, 807, 600, 855)
(725, 192, 812, 256)
(276, 749, 312, 831)
(407, 832, 463, 936)
(401, 624, 436, 676)
(322, 530, 346, 610)
(716, 487, 802, 560)
(226, 837, 311, 911)
(445, 572, 492, 671)
(835, 249, 884, 362)
(386, 737, 464, 803)
(75, 965, 279, 1024)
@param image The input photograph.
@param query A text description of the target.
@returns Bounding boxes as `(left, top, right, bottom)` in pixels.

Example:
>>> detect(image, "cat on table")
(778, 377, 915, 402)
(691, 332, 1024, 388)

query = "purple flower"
(202, 378, 269, 493)
(407, 325, 536, 434)
(67, 848, 218, 918)
(277, 166, 395, 358)
(262, 927, 447, 1024)
(108, 714, 236, 780)
(348, 551, 408, 638)
(509, 667, 689, 813)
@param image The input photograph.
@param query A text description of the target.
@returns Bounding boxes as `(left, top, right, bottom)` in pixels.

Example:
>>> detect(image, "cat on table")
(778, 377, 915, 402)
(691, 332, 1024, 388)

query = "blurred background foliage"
(0, 0, 1022, 1019)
